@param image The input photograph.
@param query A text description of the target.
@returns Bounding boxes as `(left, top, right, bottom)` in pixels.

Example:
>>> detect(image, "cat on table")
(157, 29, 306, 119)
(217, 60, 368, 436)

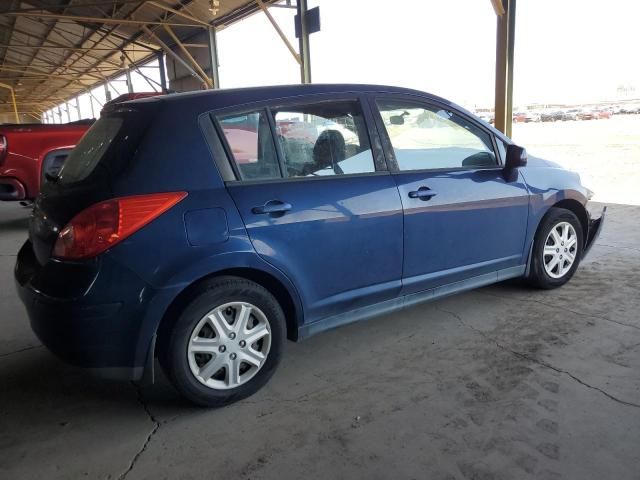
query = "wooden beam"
(0, 82, 20, 123)
(141, 25, 209, 87)
(162, 24, 213, 88)
(256, 0, 301, 64)
(490, 0, 506, 16)
(0, 43, 150, 52)
(494, 0, 516, 136)
(7, 12, 205, 28)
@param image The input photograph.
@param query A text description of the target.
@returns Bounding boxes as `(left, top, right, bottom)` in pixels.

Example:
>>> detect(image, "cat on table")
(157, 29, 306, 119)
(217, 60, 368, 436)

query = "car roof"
(128, 83, 454, 110)
(116, 83, 512, 144)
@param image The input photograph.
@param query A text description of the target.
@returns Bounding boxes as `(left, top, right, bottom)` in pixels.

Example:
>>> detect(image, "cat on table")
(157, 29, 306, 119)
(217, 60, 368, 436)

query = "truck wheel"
(162, 276, 286, 407)
(528, 207, 584, 289)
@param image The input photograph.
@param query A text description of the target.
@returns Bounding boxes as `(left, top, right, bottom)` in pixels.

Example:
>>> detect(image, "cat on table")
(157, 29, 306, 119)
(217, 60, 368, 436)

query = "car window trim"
(390, 165, 504, 176)
(199, 112, 236, 182)
(212, 107, 282, 182)
(209, 94, 390, 184)
(225, 170, 393, 186)
(367, 94, 504, 173)
(265, 106, 288, 178)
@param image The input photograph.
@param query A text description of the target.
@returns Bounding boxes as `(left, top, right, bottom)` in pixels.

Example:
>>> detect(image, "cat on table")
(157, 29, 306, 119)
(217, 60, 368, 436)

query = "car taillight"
(53, 192, 187, 260)
(0, 135, 7, 165)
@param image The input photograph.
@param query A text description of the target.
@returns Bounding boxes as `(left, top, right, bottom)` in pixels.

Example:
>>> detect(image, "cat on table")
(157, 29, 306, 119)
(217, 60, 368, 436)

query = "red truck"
(0, 120, 92, 201)
(0, 93, 161, 202)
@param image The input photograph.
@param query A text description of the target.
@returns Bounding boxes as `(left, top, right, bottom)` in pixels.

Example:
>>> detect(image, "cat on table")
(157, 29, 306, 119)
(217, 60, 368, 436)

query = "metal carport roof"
(0, 0, 280, 118)
(0, 0, 517, 135)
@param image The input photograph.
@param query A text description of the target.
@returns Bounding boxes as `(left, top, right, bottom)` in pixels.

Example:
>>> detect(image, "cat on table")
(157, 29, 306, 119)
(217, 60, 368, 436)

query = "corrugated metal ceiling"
(0, 0, 280, 116)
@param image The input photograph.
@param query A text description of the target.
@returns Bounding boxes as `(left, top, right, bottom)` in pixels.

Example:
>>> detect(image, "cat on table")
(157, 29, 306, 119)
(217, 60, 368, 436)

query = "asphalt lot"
(1, 197, 639, 480)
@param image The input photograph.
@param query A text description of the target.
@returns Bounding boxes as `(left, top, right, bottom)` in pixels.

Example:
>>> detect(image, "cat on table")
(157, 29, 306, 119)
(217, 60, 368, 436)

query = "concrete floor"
(1, 200, 639, 480)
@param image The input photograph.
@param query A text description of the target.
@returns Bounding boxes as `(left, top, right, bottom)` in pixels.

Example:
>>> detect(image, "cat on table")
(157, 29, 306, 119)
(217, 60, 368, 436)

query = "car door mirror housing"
(505, 144, 527, 169)
(503, 144, 527, 181)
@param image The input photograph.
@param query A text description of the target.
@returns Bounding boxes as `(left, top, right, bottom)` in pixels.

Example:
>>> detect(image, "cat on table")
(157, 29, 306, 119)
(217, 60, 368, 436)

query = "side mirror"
(505, 144, 527, 169)
(390, 111, 410, 125)
(503, 144, 527, 181)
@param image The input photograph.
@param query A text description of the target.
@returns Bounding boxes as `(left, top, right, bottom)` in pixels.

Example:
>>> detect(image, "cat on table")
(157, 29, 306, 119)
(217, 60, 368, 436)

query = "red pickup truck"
(0, 93, 161, 202)
(0, 120, 92, 201)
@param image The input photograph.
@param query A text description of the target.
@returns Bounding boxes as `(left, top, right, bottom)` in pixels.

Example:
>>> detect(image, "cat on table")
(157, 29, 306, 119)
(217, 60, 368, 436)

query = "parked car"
(0, 120, 93, 201)
(593, 108, 612, 119)
(563, 108, 581, 121)
(541, 110, 564, 122)
(620, 104, 640, 114)
(524, 111, 542, 123)
(577, 108, 596, 120)
(513, 111, 540, 123)
(15, 84, 605, 407)
(475, 111, 495, 124)
(0, 93, 161, 202)
(512, 111, 528, 123)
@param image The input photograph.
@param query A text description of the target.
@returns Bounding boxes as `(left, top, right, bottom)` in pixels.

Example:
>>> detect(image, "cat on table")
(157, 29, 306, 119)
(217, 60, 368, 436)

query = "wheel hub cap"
(543, 221, 578, 279)
(187, 301, 271, 390)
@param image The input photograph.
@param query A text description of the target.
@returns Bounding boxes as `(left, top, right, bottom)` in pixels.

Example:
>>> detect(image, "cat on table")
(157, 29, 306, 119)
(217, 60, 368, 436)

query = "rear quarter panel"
(105, 190, 304, 367)
(102, 102, 304, 365)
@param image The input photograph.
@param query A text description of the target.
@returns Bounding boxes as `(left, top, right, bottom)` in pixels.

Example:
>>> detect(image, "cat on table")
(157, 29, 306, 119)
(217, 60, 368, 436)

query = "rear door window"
(273, 100, 375, 177)
(217, 110, 281, 181)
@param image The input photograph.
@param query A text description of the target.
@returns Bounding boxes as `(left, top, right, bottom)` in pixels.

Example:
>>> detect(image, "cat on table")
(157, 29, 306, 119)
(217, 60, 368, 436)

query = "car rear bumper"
(583, 206, 606, 258)
(0, 177, 26, 200)
(14, 241, 154, 381)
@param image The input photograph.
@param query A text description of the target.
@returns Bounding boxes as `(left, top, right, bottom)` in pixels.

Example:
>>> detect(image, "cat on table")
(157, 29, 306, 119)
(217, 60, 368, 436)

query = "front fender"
(520, 164, 591, 275)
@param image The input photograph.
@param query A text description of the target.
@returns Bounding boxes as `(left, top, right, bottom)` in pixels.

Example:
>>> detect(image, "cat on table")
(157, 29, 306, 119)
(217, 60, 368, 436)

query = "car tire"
(161, 276, 286, 407)
(527, 207, 584, 290)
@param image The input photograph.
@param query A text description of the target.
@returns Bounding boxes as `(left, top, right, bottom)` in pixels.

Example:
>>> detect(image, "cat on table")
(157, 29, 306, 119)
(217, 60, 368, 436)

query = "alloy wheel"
(543, 221, 578, 279)
(187, 302, 271, 390)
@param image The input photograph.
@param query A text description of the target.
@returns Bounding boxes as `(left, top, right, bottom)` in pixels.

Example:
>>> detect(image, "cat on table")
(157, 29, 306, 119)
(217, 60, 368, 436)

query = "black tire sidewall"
(164, 276, 286, 407)
(530, 208, 584, 289)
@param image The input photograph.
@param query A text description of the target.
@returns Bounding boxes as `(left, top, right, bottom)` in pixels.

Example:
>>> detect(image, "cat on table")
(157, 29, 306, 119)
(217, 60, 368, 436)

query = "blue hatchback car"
(15, 84, 604, 406)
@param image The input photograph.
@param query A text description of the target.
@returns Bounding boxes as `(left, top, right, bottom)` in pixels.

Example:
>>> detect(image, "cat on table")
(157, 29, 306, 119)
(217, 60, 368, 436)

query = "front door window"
(376, 100, 498, 171)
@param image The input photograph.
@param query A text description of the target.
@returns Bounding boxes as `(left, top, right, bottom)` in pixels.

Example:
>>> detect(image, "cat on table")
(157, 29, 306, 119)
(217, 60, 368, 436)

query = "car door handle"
(408, 187, 437, 200)
(251, 200, 292, 215)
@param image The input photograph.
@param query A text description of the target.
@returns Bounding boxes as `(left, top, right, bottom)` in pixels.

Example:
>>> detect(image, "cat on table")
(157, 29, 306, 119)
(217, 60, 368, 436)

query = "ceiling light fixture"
(209, 0, 220, 16)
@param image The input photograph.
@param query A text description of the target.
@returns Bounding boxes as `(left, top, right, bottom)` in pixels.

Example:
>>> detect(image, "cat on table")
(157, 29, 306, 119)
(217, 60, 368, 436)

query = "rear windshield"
(57, 107, 153, 185)
(58, 117, 122, 183)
